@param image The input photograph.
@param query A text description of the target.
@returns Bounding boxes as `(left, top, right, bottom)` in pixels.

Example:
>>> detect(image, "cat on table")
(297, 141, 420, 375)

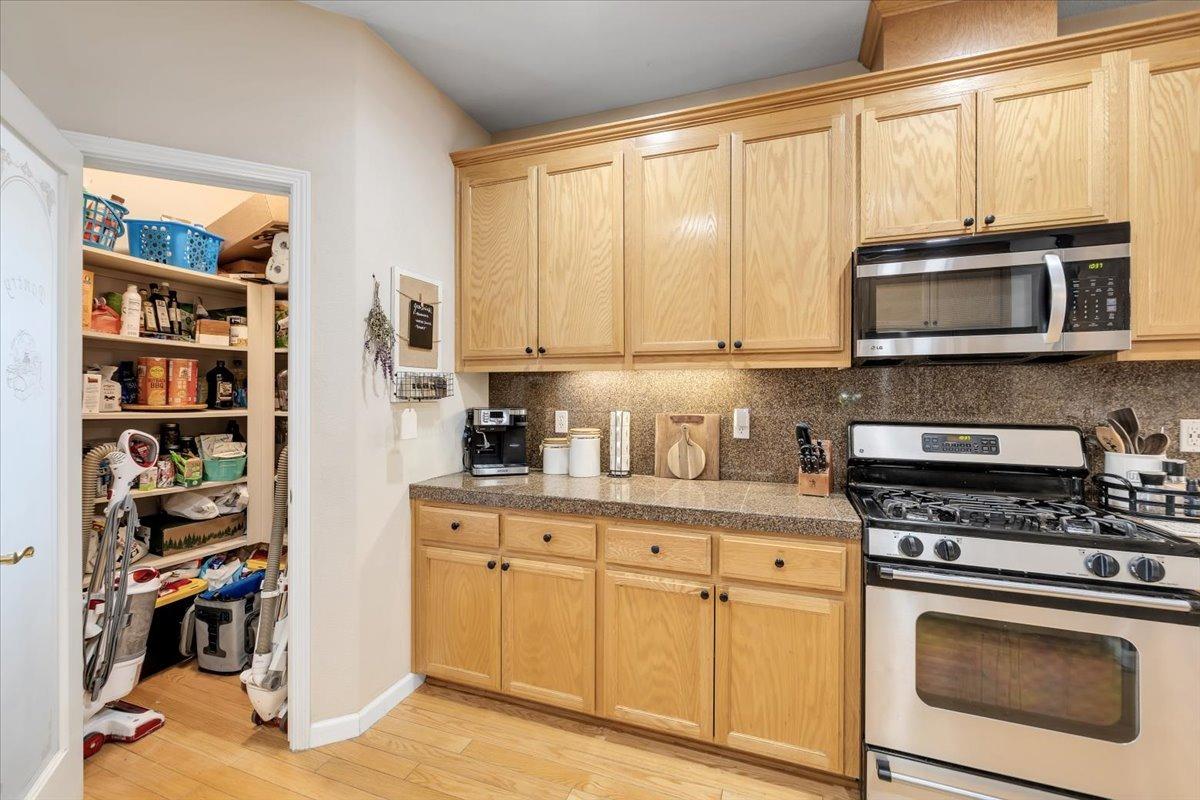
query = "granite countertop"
(409, 472, 862, 539)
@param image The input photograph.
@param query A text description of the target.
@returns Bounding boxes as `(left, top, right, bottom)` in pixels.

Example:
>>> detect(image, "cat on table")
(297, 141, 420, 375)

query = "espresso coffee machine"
(463, 408, 529, 476)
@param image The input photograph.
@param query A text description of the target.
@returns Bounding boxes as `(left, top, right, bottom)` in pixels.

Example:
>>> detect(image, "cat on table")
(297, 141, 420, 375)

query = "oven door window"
(859, 264, 1048, 338)
(914, 612, 1138, 743)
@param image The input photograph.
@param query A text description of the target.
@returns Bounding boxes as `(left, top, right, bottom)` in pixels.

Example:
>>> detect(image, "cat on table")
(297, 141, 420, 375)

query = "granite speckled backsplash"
(490, 361, 1200, 489)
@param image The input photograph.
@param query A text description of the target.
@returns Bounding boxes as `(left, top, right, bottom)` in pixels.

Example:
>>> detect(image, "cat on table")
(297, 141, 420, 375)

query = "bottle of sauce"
(206, 360, 235, 409)
(155, 281, 173, 334)
(168, 289, 182, 335)
(139, 288, 154, 333)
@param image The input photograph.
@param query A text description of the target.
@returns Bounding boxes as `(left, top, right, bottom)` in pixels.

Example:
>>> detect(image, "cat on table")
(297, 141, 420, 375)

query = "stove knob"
(1085, 552, 1120, 578)
(898, 535, 924, 558)
(1129, 556, 1166, 583)
(934, 539, 961, 561)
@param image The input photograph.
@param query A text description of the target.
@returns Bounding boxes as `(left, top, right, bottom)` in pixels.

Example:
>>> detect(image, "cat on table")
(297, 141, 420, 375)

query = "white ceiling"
(307, 0, 1150, 133)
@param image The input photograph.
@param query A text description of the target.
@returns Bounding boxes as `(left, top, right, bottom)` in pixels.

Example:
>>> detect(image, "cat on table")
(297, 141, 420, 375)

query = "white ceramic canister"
(541, 436, 570, 475)
(568, 428, 602, 478)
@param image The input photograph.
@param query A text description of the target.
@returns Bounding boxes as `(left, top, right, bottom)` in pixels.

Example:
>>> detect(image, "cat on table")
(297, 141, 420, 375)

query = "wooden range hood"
(859, 0, 1059, 70)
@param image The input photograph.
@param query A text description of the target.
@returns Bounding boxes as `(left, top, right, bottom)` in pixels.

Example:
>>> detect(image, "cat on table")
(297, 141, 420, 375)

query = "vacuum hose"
(255, 446, 288, 660)
(82, 443, 118, 579)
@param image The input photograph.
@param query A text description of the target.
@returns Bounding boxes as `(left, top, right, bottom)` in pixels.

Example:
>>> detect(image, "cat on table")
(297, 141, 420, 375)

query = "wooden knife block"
(797, 439, 832, 497)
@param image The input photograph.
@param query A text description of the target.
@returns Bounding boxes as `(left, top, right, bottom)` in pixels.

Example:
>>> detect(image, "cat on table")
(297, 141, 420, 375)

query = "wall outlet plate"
(733, 408, 750, 440)
(555, 410, 569, 433)
(1181, 419, 1200, 453)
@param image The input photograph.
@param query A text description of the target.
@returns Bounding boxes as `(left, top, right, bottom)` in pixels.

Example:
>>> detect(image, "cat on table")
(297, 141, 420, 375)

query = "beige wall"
(0, 0, 488, 725)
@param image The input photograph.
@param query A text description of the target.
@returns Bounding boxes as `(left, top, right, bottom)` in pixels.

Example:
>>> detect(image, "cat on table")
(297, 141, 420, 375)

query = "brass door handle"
(0, 546, 35, 565)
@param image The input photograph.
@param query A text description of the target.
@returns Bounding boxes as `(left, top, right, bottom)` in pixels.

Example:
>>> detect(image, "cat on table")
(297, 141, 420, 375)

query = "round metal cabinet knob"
(450, 521, 461, 531)
(543, 532, 553, 542)
(525, 346, 533, 354)
(774, 558, 785, 568)
(501, 562, 510, 571)
(650, 544, 661, 555)
(733, 340, 743, 349)
(537, 346, 546, 354)
(984, 214, 996, 225)
(718, 592, 729, 603)
(486, 560, 497, 570)
(717, 340, 727, 350)
(700, 590, 710, 600)
(963, 216, 975, 226)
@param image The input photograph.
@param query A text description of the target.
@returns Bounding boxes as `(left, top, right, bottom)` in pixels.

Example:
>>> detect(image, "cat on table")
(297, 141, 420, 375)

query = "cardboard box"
(195, 319, 231, 346)
(147, 511, 246, 556)
(82, 269, 94, 330)
(218, 258, 268, 277)
(208, 194, 289, 264)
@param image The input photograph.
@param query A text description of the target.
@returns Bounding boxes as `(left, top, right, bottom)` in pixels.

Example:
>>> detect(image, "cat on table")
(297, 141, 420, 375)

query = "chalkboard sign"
(409, 300, 434, 350)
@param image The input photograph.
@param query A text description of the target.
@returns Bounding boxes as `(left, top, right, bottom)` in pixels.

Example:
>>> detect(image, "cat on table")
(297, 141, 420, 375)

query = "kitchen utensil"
(667, 424, 706, 480)
(1094, 425, 1126, 453)
(1138, 470, 1167, 487)
(654, 413, 719, 480)
(1141, 432, 1170, 456)
(797, 438, 833, 497)
(1107, 418, 1136, 453)
(1108, 407, 1140, 447)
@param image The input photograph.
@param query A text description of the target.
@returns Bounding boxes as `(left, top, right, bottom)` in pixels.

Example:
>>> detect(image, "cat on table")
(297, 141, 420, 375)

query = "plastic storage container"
(541, 437, 570, 475)
(568, 428, 602, 478)
(203, 455, 247, 482)
(82, 192, 128, 250)
(126, 219, 224, 273)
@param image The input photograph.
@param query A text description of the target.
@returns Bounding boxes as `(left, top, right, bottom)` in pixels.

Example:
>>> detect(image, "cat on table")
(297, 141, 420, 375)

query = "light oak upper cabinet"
(977, 69, 1111, 232)
(1129, 56, 1200, 345)
(459, 170, 538, 360)
(538, 152, 624, 358)
(716, 585, 845, 773)
(859, 92, 976, 242)
(602, 571, 714, 740)
(627, 135, 731, 355)
(731, 109, 851, 354)
(502, 558, 596, 713)
(418, 547, 501, 691)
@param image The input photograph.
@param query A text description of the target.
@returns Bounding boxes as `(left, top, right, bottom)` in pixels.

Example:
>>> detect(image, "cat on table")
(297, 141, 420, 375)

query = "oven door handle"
(878, 566, 1197, 612)
(877, 759, 1006, 800)
(1043, 252, 1067, 344)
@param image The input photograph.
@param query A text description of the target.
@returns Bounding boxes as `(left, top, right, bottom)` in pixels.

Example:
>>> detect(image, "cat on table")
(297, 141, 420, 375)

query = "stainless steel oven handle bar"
(878, 566, 1196, 611)
(880, 768, 1007, 800)
(1043, 253, 1067, 344)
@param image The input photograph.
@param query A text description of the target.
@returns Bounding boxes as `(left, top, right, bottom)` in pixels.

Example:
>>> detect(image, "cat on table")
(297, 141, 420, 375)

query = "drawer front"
(504, 514, 597, 560)
(605, 525, 711, 575)
(719, 535, 845, 592)
(418, 505, 500, 548)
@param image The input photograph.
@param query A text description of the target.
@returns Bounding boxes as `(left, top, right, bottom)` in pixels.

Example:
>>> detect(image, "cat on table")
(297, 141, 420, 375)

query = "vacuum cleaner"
(242, 446, 288, 731)
(81, 430, 166, 758)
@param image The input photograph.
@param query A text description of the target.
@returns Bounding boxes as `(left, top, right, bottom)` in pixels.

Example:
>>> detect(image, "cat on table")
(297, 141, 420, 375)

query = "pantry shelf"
(93, 477, 248, 505)
(138, 535, 252, 571)
(83, 247, 249, 292)
(83, 409, 249, 421)
(83, 330, 248, 354)
(274, 347, 287, 354)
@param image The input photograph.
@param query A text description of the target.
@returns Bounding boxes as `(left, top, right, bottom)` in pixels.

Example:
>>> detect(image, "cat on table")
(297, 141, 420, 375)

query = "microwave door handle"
(878, 566, 1197, 612)
(1043, 253, 1067, 344)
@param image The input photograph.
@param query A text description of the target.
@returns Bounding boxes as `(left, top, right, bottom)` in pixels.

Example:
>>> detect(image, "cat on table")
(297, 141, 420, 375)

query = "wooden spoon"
(1141, 432, 1170, 456)
(1108, 408, 1140, 449)
(1094, 425, 1126, 454)
(667, 424, 706, 480)
(1107, 418, 1136, 453)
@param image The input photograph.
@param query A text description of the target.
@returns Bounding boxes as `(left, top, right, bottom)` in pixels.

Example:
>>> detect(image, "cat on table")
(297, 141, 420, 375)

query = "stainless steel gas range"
(848, 423, 1200, 800)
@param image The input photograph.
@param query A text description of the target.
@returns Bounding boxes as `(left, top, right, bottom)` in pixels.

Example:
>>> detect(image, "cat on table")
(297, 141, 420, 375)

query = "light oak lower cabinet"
(502, 557, 595, 713)
(716, 585, 845, 773)
(418, 546, 501, 690)
(601, 570, 715, 740)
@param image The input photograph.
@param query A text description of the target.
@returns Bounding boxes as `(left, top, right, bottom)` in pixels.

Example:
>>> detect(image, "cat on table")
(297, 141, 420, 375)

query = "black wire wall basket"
(392, 371, 456, 403)
(1093, 472, 1200, 522)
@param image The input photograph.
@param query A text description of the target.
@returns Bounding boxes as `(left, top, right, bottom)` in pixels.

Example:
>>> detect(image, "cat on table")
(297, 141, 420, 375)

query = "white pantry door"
(0, 72, 82, 800)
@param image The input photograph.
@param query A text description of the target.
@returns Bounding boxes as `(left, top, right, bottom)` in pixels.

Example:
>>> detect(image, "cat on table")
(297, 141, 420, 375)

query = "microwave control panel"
(1065, 257, 1130, 332)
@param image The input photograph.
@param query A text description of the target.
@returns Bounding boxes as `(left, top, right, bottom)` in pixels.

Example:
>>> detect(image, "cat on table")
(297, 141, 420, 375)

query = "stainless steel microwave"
(852, 223, 1131, 364)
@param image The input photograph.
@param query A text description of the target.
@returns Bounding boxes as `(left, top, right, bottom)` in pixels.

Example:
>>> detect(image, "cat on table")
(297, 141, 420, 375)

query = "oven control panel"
(922, 432, 1000, 456)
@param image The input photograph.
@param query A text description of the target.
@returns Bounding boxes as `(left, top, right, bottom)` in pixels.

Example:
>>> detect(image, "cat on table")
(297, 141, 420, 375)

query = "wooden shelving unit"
(83, 330, 247, 354)
(84, 409, 248, 420)
(93, 477, 248, 505)
(83, 246, 247, 290)
(135, 535, 253, 572)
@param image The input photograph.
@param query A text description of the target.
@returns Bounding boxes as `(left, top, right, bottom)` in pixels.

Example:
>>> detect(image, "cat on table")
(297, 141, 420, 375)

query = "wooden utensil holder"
(797, 439, 833, 497)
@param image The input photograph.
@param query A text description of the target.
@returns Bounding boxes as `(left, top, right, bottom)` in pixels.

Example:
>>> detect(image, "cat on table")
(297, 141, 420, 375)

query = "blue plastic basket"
(126, 219, 224, 273)
(82, 192, 128, 250)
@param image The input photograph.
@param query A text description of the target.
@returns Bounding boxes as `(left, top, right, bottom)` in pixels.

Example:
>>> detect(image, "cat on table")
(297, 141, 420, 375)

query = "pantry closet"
(80, 168, 293, 757)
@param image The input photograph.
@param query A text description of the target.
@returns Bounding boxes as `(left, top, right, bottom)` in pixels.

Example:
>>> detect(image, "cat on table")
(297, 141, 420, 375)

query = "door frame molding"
(62, 131, 316, 750)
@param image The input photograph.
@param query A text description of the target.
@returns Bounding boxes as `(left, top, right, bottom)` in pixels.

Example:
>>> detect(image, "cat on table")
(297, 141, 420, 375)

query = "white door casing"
(0, 71, 83, 800)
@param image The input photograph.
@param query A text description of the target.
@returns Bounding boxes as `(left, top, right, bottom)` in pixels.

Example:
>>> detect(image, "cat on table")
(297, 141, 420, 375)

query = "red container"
(167, 359, 198, 406)
(137, 358, 168, 406)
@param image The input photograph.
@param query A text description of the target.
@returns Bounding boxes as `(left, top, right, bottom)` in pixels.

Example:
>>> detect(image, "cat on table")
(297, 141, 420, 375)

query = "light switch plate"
(555, 410, 569, 433)
(733, 408, 750, 440)
(1181, 419, 1200, 453)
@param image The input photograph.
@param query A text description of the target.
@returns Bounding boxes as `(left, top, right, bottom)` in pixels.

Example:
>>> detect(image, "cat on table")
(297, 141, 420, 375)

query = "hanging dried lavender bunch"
(363, 277, 396, 386)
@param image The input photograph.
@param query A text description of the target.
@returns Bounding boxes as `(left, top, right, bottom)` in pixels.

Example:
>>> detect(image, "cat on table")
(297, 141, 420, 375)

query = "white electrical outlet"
(1181, 419, 1200, 453)
(733, 408, 750, 440)
(555, 410, 569, 433)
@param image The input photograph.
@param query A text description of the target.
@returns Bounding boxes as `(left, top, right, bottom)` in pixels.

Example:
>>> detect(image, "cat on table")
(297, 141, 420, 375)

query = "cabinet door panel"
(538, 154, 624, 357)
(628, 136, 730, 354)
(459, 170, 537, 360)
(1130, 58, 1200, 343)
(732, 111, 849, 353)
(859, 92, 976, 242)
(503, 559, 595, 713)
(978, 69, 1109, 232)
(419, 547, 501, 690)
(716, 585, 844, 772)
(602, 571, 713, 740)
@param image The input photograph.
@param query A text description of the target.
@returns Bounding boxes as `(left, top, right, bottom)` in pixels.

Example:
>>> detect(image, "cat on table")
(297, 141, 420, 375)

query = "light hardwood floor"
(85, 664, 858, 800)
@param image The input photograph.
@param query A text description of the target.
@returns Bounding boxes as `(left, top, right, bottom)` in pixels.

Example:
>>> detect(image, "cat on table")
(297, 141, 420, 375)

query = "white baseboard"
(308, 672, 425, 749)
